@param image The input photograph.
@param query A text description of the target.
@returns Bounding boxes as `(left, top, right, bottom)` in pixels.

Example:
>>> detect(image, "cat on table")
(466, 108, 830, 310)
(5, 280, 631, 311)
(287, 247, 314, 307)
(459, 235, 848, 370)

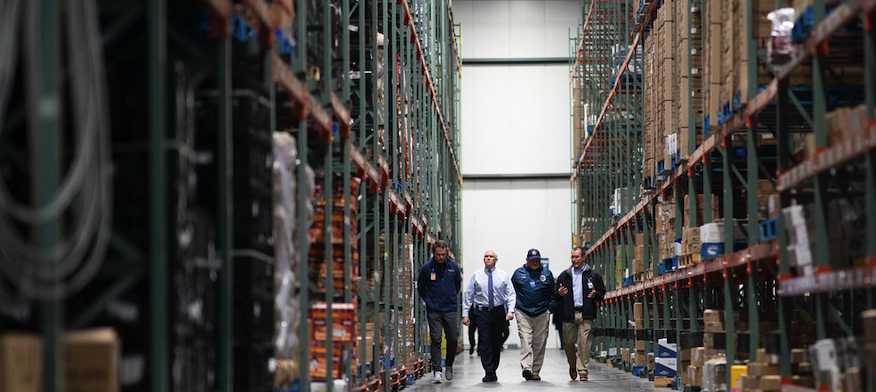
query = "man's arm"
(593, 272, 606, 302)
(461, 276, 476, 319)
(504, 274, 517, 314)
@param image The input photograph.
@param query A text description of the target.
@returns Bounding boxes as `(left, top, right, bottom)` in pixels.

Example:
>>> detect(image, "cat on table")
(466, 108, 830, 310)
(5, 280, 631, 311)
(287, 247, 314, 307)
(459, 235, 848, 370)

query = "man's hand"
(558, 283, 568, 296)
(588, 290, 596, 298)
(505, 312, 514, 321)
(462, 317, 470, 326)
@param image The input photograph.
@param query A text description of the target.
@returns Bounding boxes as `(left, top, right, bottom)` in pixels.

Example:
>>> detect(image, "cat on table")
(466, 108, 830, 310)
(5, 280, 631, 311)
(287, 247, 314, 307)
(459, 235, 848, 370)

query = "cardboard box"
(790, 348, 808, 364)
(689, 365, 703, 386)
(0, 334, 42, 392)
(844, 368, 863, 392)
(634, 303, 645, 320)
(622, 348, 631, 362)
(747, 362, 780, 377)
(693, 347, 705, 367)
(681, 364, 693, 385)
(756, 348, 777, 365)
(309, 341, 356, 380)
(65, 328, 120, 392)
(703, 309, 724, 323)
(655, 357, 678, 377)
(310, 302, 358, 342)
(658, 338, 678, 358)
(636, 340, 646, 351)
(761, 375, 782, 391)
(648, 352, 656, 370)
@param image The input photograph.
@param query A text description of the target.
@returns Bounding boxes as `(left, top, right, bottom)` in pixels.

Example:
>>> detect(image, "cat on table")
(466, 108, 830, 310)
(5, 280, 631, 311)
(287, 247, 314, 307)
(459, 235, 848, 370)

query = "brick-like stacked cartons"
(634, 303, 648, 368)
(704, 0, 723, 131)
(739, 349, 782, 392)
(657, 199, 677, 271)
(656, 1, 675, 174)
(633, 234, 646, 281)
(682, 194, 720, 257)
(573, 85, 586, 160)
(309, 303, 359, 380)
(703, 309, 726, 367)
(676, 0, 704, 159)
(643, 32, 657, 185)
(615, 245, 625, 289)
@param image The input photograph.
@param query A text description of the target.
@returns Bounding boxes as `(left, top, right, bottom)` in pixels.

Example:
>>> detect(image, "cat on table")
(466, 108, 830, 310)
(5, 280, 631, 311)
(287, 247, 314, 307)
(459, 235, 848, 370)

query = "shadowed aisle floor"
(405, 348, 672, 391)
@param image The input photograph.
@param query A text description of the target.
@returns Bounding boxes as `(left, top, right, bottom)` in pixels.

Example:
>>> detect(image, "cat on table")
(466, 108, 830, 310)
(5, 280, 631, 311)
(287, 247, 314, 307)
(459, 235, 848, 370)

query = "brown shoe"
(579, 373, 588, 380)
(569, 367, 577, 380)
(531, 374, 541, 381)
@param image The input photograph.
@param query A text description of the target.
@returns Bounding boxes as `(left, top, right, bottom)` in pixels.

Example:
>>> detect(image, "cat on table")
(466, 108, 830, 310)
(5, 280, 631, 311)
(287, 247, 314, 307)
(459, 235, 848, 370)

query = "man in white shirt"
(461, 250, 516, 382)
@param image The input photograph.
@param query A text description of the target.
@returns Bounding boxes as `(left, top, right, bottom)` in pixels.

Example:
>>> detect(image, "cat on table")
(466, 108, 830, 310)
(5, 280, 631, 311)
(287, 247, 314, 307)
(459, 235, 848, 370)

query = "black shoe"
(483, 372, 498, 382)
(522, 370, 532, 380)
(469, 347, 475, 355)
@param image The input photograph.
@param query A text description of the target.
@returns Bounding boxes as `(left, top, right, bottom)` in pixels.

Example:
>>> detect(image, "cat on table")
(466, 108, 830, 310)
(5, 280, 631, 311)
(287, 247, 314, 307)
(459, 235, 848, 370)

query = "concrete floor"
(407, 348, 673, 391)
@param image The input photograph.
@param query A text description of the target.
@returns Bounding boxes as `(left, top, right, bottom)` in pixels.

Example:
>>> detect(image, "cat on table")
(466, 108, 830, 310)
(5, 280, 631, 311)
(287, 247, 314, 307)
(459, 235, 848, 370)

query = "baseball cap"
(526, 248, 541, 260)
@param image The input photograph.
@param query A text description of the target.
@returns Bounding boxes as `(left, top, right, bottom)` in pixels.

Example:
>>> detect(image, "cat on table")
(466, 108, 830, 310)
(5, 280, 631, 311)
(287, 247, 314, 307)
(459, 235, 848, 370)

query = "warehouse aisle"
(406, 349, 667, 391)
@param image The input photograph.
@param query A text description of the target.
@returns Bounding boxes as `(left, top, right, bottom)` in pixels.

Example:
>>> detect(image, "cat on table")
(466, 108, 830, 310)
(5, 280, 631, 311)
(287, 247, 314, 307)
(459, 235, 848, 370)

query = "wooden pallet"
(678, 253, 701, 268)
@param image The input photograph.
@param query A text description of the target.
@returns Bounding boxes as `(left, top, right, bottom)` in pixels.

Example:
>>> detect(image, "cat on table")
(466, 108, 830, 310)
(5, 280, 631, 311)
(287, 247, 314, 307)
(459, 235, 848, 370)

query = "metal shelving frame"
(2, 1, 460, 392)
(571, 0, 876, 390)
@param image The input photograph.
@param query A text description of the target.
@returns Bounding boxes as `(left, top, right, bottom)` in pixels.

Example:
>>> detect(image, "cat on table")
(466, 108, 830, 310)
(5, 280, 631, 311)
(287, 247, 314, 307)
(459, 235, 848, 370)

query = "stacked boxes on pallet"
(657, 199, 678, 275)
(681, 194, 720, 263)
(309, 303, 359, 380)
(633, 234, 646, 281)
(655, 337, 678, 380)
(703, 0, 723, 131)
(643, 29, 656, 185)
(634, 303, 648, 368)
(676, 0, 705, 158)
(657, 0, 676, 175)
(309, 175, 363, 292)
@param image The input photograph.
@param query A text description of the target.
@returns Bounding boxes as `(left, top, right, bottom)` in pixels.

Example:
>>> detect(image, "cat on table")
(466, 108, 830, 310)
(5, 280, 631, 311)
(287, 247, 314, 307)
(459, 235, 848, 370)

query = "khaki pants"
(562, 312, 594, 375)
(514, 309, 551, 374)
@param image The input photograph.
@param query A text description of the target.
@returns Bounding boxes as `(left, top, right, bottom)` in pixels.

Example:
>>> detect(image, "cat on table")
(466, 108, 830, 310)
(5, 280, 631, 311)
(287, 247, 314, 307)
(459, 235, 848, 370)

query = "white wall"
(454, 0, 582, 350)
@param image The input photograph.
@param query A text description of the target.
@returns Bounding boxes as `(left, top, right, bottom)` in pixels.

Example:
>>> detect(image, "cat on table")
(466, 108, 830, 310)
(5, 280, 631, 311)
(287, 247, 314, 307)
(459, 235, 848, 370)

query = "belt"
(574, 306, 585, 312)
(475, 305, 501, 312)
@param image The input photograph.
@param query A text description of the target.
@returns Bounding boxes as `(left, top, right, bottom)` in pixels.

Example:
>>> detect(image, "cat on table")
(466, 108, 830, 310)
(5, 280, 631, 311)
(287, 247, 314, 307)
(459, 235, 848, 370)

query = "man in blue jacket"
(417, 240, 462, 383)
(511, 248, 556, 381)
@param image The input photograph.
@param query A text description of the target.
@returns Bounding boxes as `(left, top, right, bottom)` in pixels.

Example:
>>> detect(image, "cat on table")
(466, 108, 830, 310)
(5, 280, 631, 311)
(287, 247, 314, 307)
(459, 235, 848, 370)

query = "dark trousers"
(468, 322, 477, 353)
(472, 307, 506, 374)
(427, 310, 458, 371)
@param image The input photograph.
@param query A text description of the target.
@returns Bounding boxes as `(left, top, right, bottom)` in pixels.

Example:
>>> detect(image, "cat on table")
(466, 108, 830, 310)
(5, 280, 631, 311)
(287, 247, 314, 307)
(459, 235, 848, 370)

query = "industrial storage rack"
(0, 0, 461, 392)
(571, 0, 875, 390)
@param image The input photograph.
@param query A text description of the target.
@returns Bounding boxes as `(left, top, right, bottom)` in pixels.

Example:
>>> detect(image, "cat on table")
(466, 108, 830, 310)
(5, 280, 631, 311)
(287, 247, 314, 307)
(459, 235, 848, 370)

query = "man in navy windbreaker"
(417, 240, 462, 383)
(511, 248, 556, 381)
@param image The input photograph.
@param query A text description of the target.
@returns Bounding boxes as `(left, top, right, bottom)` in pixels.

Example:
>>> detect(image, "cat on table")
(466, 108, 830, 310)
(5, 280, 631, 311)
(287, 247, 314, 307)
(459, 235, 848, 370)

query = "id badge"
(530, 280, 536, 288)
(430, 273, 436, 281)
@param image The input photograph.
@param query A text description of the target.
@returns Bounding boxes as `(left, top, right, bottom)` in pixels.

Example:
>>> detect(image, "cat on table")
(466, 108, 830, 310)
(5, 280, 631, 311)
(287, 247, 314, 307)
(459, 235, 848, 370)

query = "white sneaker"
(432, 370, 443, 383)
(445, 367, 453, 380)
